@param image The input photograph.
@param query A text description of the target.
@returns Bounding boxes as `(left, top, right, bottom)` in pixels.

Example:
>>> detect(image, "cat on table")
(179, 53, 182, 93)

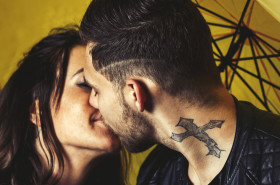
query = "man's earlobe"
(126, 79, 147, 112)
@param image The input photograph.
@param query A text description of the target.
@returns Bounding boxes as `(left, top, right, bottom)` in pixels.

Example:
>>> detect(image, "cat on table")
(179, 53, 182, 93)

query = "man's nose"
(89, 91, 99, 108)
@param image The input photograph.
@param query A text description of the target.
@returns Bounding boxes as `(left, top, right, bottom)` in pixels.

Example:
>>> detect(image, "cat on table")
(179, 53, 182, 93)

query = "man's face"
(84, 44, 155, 152)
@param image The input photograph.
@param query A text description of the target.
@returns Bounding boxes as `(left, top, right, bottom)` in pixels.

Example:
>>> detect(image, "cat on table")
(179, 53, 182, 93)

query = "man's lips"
(90, 112, 103, 122)
(92, 118, 103, 122)
(89, 113, 104, 128)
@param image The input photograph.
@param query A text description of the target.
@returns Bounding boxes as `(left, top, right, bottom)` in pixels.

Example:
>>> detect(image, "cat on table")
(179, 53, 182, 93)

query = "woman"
(0, 26, 127, 185)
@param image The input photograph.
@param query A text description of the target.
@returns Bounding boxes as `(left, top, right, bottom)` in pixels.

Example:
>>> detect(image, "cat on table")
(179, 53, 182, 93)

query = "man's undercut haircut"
(80, 0, 223, 105)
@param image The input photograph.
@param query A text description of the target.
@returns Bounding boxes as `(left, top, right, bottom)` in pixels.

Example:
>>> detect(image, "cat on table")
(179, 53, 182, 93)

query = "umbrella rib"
(213, 52, 222, 59)
(267, 99, 280, 114)
(229, 38, 246, 89)
(212, 38, 224, 59)
(227, 0, 251, 58)
(214, 33, 235, 42)
(195, 4, 237, 26)
(253, 34, 280, 54)
(251, 35, 280, 76)
(214, 0, 239, 23)
(230, 55, 280, 61)
(254, 31, 280, 43)
(245, 0, 255, 27)
(253, 41, 280, 109)
(262, 45, 280, 63)
(249, 37, 267, 105)
(207, 22, 236, 29)
(212, 31, 235, 38)
(225, 65, 229, 89)
(232, 65, 280, 90)
(229, 64, 270, 111)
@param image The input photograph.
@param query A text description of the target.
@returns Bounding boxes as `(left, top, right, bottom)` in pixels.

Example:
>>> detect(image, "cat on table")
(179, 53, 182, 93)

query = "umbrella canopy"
(193, 0, 280, 114)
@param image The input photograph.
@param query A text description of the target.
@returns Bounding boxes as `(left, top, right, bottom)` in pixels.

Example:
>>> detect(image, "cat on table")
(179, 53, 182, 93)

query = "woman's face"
(51, 46, 120, 154)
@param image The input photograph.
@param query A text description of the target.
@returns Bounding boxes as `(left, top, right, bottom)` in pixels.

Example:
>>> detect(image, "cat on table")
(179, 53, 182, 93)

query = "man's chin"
(102, 118, 118, 135)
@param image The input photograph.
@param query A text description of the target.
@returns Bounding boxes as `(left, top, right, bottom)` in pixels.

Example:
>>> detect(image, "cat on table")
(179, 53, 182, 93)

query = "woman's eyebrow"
(72, 68, 84, 77)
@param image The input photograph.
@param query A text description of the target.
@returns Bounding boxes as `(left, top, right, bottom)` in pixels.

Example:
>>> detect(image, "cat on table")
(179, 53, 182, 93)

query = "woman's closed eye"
(77, 82, 92, 91)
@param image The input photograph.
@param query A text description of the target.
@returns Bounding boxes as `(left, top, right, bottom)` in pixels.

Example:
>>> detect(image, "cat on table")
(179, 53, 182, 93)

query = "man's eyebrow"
(72, 68, 84, 77)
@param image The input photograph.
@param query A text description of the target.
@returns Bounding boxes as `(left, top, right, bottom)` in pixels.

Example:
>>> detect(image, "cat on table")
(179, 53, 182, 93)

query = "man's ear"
(29, 99, 41, 127)
(125, 79, 147, 112)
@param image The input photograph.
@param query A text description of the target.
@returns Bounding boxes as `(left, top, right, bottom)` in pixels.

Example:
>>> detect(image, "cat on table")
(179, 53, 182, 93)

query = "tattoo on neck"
(171, 118, 225, 158)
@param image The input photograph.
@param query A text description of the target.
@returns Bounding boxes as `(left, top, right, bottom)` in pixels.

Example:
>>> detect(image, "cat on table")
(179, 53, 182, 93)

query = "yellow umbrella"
(193, 0, 280, 114)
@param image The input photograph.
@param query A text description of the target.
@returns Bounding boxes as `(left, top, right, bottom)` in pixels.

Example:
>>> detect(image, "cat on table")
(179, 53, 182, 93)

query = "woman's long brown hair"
(0, 25, 127, 185)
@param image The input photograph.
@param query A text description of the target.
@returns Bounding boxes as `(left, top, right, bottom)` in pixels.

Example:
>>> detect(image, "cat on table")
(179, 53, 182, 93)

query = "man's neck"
(153, 88, 236, 185)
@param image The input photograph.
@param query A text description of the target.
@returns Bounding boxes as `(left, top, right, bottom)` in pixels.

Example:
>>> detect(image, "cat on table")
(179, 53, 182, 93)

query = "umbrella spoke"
(225, 66, 229, 89)
(254, 30, 280, 43)
(213, 52, 222, 60)
(214, 0, 240, 23)
(245, 0, 255, 27)
(229, 64, 270, 111)
(196, 0, 280, 113)
(219, 0, 251, 72)
(207, 22, 236, 29)
(267, 98, 280, 114)
(261, 45, 280, 63)
(218, 26, 248, 72)
(212, 38, 224, 59)
(214, 33, 235, 42)
(230, 55, 280, 61)
(195, 4, 237, 26)
(248, 37, 267, 105)
(212, 31, 235, 38)
(232, 65, 280, 90)
(251, 35, 280, 76)
(252, 40, 280, 105)
(229, 38, 246, 89)
(253, 34, 280, 54)
(227, 0, 251, 58)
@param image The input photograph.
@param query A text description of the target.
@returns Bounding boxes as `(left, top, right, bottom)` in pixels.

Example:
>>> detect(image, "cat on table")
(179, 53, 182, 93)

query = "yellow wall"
(0, 0, 91, 87)
(0, 1, 148, 184)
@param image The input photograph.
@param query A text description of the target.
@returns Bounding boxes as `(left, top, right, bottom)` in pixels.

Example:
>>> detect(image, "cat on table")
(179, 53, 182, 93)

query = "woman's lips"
(89, 114, 104, 128)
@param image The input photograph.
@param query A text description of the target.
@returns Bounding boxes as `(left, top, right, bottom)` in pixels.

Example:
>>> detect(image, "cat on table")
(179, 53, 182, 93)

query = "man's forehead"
(83, 66, 99, 89)
(83, 58, 107, 89)
(84, 60, 97, 80)
(84, 42, 111, 88)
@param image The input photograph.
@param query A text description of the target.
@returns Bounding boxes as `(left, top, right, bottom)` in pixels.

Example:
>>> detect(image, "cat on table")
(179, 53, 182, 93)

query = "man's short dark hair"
(80, 0, 223, 105)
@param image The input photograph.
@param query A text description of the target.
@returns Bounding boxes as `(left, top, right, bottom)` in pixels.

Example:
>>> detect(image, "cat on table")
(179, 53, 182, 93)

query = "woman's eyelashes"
(77, 82, 92, 91)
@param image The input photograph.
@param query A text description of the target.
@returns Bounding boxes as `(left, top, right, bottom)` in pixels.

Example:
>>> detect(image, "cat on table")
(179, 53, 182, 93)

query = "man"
(80, 0, 280, 184)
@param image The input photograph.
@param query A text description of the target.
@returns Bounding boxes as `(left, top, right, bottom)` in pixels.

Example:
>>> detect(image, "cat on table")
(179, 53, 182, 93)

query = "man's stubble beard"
(102, 98, 155, 153)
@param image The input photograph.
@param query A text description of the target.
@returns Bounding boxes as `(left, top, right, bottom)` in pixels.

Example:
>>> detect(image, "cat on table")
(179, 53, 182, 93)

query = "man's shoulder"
(239, 125, 280, 184)
(238, 100, 280, 137)
(137, 145, 189, 185)
(237, 101, 280, 184)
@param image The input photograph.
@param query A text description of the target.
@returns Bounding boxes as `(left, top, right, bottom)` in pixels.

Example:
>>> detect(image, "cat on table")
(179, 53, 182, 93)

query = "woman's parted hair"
(0, 25, 83, 185)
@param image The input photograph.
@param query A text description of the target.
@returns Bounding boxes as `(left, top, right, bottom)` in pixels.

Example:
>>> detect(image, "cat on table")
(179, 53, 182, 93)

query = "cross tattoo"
(171, 118, 225, 158)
